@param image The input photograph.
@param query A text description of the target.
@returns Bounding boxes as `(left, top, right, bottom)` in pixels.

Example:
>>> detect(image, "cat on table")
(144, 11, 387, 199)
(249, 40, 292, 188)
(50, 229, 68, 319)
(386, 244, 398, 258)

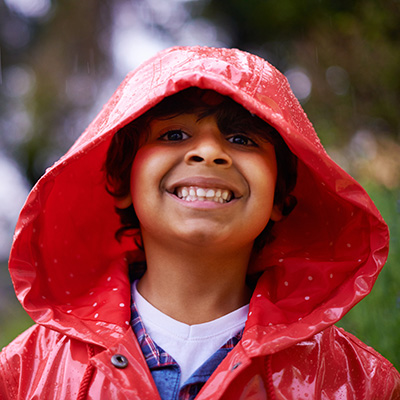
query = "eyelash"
(159, 129, 190, 141)
(226, 134, 258, 147)
(159, 130, 258, 147)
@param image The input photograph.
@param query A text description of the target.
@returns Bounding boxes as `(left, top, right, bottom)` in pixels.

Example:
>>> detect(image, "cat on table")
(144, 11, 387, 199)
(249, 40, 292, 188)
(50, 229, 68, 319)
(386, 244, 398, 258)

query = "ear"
(270, 204, 283, 222)
(114, 194, 132, 209)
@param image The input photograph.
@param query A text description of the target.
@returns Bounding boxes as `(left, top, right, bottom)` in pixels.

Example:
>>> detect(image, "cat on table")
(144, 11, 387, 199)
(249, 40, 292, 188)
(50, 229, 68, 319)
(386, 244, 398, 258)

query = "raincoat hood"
(9, 46, 388, 354)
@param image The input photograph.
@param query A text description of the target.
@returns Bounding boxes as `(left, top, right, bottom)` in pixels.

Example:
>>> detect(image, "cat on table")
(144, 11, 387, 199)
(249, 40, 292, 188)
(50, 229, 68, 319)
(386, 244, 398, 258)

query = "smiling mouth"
(174, 186, 233, 203)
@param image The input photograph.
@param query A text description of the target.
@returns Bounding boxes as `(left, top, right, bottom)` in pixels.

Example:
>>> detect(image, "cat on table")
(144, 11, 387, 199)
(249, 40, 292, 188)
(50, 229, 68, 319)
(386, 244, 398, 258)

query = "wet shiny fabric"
(1, 46, 400, 399)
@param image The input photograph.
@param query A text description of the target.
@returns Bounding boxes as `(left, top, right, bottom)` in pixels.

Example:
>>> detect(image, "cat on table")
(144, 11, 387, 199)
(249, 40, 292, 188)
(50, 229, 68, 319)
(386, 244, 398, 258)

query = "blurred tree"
(199, 0, 400, 148)
(0, 0, 113, 185)
(1, 0, 399, 186)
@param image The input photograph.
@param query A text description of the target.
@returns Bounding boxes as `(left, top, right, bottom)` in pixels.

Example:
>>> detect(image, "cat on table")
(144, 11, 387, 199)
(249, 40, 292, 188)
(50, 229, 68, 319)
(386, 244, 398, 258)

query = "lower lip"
(166, 192, 237, 209)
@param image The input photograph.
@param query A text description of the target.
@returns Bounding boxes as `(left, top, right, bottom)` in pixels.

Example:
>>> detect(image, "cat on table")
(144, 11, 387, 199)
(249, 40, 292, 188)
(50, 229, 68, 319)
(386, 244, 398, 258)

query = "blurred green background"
(0, 0, 399, 370)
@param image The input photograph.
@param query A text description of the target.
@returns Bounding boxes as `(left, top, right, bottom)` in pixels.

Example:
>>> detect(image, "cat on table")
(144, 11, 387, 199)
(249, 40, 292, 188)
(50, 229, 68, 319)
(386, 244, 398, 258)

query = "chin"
(178, 229, 250, 250)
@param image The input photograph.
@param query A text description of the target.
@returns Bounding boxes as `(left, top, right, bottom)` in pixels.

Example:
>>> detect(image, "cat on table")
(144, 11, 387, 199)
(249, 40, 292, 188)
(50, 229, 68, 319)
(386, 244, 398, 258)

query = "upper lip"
(165, 176, 243, 198)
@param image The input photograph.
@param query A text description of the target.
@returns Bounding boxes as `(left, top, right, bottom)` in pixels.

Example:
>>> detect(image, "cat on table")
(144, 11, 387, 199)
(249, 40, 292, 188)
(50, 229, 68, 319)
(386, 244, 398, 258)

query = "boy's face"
(124, 106, 282, 251)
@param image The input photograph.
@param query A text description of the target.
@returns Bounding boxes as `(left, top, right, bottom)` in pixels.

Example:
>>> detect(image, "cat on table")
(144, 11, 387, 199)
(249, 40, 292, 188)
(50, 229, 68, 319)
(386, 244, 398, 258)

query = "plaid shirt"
(131, 300, 243, 400)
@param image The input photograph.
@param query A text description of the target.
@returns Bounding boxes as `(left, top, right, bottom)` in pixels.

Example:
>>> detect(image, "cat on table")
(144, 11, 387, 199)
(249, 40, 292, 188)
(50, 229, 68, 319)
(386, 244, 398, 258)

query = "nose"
(184, 133, 232, 167)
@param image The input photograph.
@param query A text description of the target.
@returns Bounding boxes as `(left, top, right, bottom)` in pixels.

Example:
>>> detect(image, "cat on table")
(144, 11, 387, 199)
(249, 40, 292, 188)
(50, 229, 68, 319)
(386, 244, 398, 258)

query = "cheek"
(249, 154, 278, 199)
(246, 157, 278, 225)
(129, 149, 156, 222)
(129, 146, 172, 226)
(130, 147, 161, 192)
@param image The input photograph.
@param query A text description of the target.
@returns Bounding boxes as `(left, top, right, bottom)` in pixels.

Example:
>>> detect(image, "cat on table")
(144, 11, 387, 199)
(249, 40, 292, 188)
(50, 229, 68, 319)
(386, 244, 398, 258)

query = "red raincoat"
(1, 46, 399, 399)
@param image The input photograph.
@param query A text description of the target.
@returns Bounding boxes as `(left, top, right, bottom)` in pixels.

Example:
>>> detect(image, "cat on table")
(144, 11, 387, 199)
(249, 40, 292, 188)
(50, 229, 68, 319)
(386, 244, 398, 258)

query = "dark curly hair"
(104, 87, 297, 252)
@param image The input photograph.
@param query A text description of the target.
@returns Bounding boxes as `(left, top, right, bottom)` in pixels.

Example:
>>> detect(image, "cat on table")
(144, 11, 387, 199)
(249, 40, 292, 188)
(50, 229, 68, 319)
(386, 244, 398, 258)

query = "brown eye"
(159, 130, 189, 141)
(227, 134, 257, 146)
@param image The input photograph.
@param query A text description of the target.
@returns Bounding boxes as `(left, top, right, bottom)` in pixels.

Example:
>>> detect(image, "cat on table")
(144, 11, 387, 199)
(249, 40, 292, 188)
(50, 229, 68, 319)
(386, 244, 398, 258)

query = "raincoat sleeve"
(0, 324, 88, 400)
(0, 325, 60, 399)
(339, 329, 400, 399)
(374, 361, 400, 399)
(0, 325, 39, 399)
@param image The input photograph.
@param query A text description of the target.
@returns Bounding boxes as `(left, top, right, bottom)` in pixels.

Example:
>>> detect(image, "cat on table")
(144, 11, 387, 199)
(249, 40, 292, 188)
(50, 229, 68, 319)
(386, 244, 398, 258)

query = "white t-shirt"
(133, 281, 249, 386)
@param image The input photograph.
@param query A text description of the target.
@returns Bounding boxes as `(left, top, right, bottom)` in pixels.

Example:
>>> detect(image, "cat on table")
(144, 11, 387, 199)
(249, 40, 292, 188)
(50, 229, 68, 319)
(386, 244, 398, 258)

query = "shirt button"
(111, 354, 129, 369)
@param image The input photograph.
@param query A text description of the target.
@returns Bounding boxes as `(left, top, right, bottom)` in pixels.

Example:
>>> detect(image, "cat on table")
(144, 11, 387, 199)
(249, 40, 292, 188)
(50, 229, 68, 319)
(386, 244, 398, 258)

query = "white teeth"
(196, 188, 206, 197)
(175, 186, 233, 203)
(206, 189, 215, 198)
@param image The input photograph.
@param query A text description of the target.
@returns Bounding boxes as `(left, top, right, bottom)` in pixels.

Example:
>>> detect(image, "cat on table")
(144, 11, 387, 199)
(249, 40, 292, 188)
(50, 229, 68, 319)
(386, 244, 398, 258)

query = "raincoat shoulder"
(1, 323, 400, 399)
(0, 323, 159, 400)
(267, 326, 400, 399)
(0, 324, 86, 399)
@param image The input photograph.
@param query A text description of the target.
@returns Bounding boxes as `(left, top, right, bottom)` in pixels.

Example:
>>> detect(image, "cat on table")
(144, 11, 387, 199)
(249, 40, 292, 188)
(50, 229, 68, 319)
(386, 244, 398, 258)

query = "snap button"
(231, 362, 241, 371)
(111, 354, 129, 369)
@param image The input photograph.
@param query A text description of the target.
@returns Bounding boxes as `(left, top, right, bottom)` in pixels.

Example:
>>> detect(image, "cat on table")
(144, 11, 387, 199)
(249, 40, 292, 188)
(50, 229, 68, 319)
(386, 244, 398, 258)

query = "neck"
(136, 239, 253, 325)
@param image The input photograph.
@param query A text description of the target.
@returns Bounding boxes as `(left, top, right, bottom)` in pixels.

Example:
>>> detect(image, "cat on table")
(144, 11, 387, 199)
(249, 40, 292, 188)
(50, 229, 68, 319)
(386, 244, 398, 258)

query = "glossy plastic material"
(1, 46, 399, 399)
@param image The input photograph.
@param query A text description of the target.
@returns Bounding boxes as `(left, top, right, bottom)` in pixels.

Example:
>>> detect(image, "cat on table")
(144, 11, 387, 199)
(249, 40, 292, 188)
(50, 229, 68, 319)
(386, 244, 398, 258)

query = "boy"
(1, 46, 399, 399)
